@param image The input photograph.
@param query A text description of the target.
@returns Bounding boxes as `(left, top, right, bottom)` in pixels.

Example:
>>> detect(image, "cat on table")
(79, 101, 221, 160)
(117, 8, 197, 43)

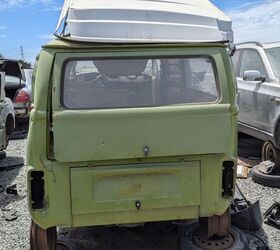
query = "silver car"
(232, 42, 280, 163)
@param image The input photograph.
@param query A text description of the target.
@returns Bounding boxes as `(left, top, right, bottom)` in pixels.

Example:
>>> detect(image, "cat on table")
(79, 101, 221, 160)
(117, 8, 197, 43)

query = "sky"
(0, 0, 279, 63)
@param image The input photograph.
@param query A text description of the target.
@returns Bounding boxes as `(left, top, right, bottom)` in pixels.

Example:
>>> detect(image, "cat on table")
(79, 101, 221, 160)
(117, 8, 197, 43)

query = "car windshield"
(63, 56, 219, 109)
(266, 47, 280, 78)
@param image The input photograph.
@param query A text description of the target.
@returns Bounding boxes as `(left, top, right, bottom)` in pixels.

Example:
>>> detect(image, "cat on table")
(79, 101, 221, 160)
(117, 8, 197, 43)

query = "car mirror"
(0, 72, 6, 101)
(5, 75, 22, 89)
(243, 70, 266, 82)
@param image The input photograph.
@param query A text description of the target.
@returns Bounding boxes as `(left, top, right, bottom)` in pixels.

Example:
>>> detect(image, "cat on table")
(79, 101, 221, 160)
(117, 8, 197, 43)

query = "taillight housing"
(15, 89, 30, 104)
(30, 171, 45, 209)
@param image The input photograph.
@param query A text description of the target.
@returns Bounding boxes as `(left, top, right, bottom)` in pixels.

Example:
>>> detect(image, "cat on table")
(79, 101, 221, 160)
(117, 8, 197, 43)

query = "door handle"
(270, 97, 280, 103)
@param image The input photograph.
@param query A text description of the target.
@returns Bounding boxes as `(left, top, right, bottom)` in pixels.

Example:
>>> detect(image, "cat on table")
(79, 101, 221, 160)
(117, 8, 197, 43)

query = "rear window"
(62, 56, 219, 109)
(231, 50, 241, 76)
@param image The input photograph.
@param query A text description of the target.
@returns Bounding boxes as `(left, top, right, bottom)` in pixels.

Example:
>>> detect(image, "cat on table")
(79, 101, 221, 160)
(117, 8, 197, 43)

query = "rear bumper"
(15, 108, 28, 116)
(14, 103, 31, 119)
(28, 156, 235, 229)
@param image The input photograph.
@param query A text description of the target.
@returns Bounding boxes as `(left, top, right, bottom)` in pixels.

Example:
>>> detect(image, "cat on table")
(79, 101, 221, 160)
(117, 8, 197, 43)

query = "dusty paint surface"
(27, 41, 238, 229)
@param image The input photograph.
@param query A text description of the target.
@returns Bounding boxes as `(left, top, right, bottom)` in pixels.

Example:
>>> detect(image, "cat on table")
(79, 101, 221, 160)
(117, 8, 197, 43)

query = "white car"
(0, 72, 15, 152)
(0, 60, 32, 120)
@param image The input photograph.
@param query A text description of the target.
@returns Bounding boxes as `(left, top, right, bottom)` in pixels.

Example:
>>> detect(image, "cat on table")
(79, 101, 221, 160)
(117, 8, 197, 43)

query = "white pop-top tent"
(55, 0, 234, 50)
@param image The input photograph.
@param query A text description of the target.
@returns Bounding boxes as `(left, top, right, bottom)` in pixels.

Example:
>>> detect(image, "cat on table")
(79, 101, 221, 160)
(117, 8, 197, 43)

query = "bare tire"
(261, 141, 280, 168)
(30, 221, 57, 250)
(181, 223, 247, 250)
(251, 165, 280, 188)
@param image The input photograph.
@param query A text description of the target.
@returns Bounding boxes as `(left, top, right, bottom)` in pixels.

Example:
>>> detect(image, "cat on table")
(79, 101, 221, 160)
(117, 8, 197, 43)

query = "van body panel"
(27, 43, 237, 229)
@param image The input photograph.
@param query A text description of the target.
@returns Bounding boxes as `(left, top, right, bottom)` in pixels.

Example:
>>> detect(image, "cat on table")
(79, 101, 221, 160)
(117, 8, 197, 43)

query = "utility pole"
(20, 46, 25, 60)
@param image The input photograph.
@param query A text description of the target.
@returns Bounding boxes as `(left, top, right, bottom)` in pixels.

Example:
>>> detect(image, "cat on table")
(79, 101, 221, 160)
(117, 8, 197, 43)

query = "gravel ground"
(0, 136, 279, 250)
(0, 138, 29, 250)
(237, 178, 280, 249)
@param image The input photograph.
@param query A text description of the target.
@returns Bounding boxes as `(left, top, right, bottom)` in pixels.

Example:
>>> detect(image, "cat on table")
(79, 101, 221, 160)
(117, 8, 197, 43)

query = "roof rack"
(236, 41, 263, 47)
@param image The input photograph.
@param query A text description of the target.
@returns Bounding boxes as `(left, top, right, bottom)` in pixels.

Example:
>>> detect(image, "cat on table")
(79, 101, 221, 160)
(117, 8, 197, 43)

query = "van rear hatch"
(51, 50, 232, 163)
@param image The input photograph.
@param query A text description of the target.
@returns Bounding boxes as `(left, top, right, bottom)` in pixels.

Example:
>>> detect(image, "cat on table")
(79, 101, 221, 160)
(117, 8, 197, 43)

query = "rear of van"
(27, 42, 238, 231)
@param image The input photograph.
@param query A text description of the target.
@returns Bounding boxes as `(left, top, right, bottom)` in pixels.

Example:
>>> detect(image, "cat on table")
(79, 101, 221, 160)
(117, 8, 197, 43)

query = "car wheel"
(15, 117, 29, 132)
(251, 165, 280, 188)
(30, 221, 57, 250)
(181, 223, 247, 250)
(262, 141, 280, 167)
(0, 151, 6, 160)
(5, 115, 14, 137)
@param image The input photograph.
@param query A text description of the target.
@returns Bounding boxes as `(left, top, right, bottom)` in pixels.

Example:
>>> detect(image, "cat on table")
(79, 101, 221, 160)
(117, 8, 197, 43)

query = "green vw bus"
(27, 0, 238, 249)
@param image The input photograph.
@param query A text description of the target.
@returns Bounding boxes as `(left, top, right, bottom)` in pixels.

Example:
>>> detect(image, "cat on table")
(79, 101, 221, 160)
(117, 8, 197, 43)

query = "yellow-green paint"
(27, 40, 238, 229)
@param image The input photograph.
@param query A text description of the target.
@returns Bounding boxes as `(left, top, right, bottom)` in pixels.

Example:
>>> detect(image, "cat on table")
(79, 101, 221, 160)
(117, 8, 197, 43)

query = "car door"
(237, 49, 271, 132)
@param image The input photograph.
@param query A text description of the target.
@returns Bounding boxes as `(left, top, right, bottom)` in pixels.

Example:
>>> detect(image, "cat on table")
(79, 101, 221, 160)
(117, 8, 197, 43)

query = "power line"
(20, 45, 25, 60)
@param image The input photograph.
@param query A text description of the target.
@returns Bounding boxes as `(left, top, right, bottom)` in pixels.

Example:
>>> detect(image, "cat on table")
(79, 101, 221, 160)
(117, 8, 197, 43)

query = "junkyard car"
(233, 42, 280, 164)
(0, 72, 15, 152)
(27, 0, 238, 249)
(0, 60, 32, 121)
(14, 69, 32, 120)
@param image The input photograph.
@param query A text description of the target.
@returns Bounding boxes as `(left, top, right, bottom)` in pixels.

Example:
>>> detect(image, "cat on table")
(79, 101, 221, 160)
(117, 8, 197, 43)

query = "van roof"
(55, 0, 234, 50)
(43, 39, 226, 49)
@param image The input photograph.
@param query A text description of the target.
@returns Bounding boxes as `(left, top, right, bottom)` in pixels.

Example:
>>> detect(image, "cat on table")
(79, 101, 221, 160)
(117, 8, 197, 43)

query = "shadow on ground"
(58, 222, 183, 250)
(0, 156, 25, 209)
(9, 130, 28, 140)
(238, 133, 263, 158)
(57, 220, 269, 250)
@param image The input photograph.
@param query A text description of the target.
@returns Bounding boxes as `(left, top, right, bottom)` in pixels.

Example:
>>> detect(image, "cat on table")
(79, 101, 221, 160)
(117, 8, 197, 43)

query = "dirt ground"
(0, 133, 279, 250)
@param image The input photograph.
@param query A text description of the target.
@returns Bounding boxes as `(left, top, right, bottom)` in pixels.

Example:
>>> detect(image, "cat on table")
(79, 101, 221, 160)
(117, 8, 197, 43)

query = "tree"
(18, 59, 32, 69)
(0, 53, 32, 69)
